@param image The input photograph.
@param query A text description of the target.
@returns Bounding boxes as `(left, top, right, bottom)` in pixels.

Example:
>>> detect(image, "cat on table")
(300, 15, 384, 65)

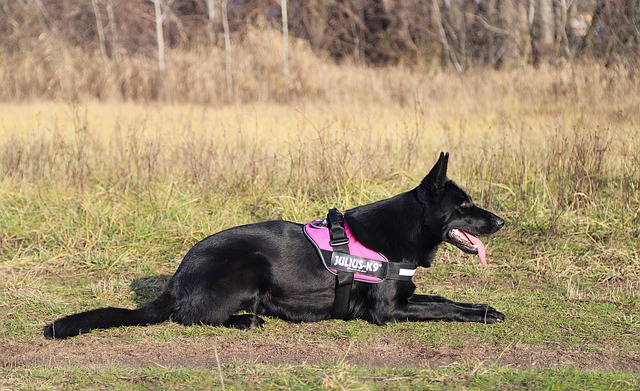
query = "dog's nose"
(494, 217, 505, 229)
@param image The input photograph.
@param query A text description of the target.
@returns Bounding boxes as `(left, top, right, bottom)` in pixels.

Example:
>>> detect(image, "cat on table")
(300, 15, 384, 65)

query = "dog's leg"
(383, 297, 505, 324)
(173, 291, 257, 327)
(408, 294, 500, 311)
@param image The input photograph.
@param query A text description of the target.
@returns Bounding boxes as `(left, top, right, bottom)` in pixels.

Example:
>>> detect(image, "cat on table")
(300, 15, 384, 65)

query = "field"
(1, 64, 639, 389)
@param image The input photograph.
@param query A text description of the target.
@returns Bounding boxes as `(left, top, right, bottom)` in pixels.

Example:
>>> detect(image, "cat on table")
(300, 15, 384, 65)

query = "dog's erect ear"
(418, 152, 449, 201)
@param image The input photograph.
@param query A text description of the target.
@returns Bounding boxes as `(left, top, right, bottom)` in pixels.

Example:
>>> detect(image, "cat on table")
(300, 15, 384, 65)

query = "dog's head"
(417, 152, 504, 266)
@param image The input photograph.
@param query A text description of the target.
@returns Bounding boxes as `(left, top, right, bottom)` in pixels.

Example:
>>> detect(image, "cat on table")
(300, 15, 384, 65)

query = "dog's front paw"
(482, 307, 505, 324)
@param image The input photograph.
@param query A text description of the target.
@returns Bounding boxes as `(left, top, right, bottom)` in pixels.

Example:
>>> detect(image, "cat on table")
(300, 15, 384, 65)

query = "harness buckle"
(329, 237, 350, 247)
(310, 219, 328, 228)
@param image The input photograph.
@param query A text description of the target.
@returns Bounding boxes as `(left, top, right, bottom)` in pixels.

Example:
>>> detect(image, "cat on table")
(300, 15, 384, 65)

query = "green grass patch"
(2, 364, 637, 390)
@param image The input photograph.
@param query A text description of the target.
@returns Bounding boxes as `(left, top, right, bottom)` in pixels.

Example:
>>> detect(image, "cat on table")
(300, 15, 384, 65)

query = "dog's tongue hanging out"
(463, 231, 487, 267)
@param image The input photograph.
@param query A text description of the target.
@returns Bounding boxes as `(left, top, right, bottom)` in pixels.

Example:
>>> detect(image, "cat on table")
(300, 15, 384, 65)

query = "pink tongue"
(462, 230, 487, 267)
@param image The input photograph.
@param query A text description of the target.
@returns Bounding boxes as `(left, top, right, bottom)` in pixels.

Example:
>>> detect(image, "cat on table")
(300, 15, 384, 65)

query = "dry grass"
(1, 65, 639, 283)
(1, 60, 639, 200)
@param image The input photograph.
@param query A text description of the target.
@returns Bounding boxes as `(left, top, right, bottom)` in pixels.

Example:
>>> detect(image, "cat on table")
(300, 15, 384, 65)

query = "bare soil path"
(3, 323, 638, 373)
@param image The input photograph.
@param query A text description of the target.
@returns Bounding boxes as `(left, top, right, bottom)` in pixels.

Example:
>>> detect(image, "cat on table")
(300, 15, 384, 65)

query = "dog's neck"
(344, 190, 440, 267)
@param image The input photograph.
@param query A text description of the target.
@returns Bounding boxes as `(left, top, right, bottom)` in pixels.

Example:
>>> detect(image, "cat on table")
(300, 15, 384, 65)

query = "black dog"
(44, 152, 505, 339)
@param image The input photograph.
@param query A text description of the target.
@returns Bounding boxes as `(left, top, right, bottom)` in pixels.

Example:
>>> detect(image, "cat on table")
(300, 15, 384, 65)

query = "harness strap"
(387, 262, 417, 280)
(333, 271, 354, 319)
(327, 208, 353, 319)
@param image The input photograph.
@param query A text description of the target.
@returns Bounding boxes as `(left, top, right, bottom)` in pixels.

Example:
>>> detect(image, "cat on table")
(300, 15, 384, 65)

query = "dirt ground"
(3, 323, 639, 373)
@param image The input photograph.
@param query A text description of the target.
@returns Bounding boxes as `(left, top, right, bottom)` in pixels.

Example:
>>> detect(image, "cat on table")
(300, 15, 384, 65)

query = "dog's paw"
(482, 307, 506, 324)
(223, 314, 265, 330)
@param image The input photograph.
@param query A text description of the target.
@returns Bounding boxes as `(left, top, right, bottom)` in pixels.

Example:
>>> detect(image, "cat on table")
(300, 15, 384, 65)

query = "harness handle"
(327, 208, 349, 251)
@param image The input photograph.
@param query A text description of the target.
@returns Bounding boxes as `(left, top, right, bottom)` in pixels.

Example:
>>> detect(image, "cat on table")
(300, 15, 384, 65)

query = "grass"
(1, 364, 638, 390)
(1, 64, 640, 388)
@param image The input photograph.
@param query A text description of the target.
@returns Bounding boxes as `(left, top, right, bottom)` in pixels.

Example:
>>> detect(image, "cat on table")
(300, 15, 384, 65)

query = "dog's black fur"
(44, 152, 505, 339)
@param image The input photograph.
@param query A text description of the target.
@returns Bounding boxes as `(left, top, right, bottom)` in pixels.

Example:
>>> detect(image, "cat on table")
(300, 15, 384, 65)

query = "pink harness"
(304, 219, 416, 283)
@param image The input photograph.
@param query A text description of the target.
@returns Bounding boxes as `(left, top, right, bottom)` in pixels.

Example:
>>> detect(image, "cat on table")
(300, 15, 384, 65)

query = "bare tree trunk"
(458, 0, 468, 69)
(91, 0, 108, 63)
(533, 0, 554, 64)
(350, 13, 361, 63)
(280, 0, 290, 96)
(206, 0, 216, 43)
(153, 0, 166, 75)
(527, 0, 535, 32)
(516, 0, 531, 62)
(628, 0, 640, 49)
(432, 0, 462, 72)
(152, 0, 167, 100)
(221, 0, 233, 99)
(496, 0, 519, 67)
(527, 0, 538, 64)
(558, 0, 572, 59)
(106, 0, 121, 64)
(538, 0, 554, 45)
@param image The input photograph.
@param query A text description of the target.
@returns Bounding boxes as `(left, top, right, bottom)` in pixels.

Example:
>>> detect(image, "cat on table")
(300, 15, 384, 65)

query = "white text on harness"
(330, 253, 384, 276)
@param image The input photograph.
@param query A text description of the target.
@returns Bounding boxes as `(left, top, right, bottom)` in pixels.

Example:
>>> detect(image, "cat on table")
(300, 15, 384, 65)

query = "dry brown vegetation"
(2, 58, 639, 194)
(1, 0, 639, 103)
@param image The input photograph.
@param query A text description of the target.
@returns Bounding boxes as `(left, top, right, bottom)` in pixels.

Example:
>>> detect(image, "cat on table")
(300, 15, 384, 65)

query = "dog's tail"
(43, 290, 174, 339)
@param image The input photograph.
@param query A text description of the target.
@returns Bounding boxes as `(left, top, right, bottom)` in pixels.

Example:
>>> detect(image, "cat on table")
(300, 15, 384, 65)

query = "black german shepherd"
(44, 152, 505, 339)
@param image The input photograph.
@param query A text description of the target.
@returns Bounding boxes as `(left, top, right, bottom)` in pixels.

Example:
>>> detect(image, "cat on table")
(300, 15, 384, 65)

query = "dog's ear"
(417, 152, 449, 202)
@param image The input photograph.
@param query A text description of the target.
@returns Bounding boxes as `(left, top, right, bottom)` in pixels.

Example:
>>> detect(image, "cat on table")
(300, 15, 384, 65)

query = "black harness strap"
(327, 208, 353, 319)
(386, 262, 417, 281)
(333, 268, 354, 319)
